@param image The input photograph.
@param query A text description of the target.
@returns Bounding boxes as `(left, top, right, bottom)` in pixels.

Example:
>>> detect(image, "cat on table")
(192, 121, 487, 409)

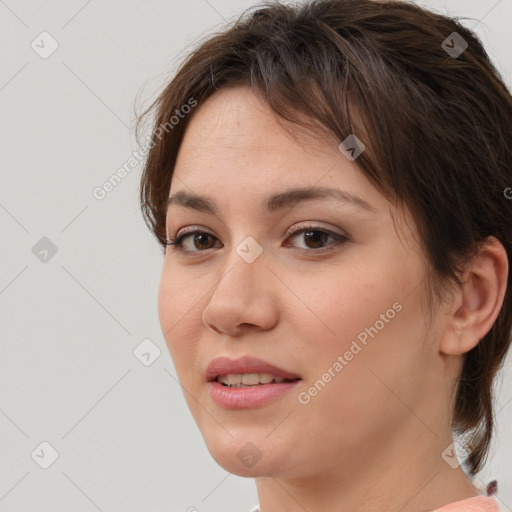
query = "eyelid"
(285, 221, 345, 239)
(173, 224, 212, 238)
(170, 222, 345, 240)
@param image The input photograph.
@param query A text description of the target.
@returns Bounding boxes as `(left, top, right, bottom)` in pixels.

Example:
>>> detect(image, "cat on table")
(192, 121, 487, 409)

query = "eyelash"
(165, 223, 348, 254)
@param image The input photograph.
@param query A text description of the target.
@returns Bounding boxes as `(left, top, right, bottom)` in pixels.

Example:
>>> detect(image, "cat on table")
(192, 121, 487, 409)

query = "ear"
(440, 236, 509, 356)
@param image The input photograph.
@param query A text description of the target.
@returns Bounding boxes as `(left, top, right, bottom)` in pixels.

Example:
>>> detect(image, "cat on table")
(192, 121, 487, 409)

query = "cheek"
(158, 275, 210, 436)
(290, 254, 428, 395)
(291, 305, 425, 458)
(157, 259, 203, 330)
(290, 262, 404, 350)
(157, 266, 203, 376)
(294, 265, 428, 412)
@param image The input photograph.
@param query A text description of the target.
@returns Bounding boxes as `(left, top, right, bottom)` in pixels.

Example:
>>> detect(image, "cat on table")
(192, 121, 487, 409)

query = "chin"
(207, 445, 280, 478)
(199, 423, 287, 477)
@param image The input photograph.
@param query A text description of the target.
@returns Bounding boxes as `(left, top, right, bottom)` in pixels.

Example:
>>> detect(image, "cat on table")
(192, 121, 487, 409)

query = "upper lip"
(205, 355, 301, 382)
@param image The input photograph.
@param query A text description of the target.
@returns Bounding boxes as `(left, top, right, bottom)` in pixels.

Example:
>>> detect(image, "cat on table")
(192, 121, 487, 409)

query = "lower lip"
(208, 380, 300, 409)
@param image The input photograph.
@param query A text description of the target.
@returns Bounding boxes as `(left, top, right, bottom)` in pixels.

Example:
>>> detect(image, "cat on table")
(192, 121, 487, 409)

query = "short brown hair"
(137, 0, 512, 476)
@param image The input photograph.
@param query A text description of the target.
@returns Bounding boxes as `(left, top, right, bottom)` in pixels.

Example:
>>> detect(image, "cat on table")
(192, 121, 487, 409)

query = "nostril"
(210, 324, 224, 335)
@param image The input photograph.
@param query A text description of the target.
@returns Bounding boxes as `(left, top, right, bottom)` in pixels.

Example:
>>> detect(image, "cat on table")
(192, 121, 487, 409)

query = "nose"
(202, 245, 279, 336)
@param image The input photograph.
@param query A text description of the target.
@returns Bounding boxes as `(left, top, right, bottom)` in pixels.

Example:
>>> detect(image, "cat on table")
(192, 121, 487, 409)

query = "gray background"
(1, 1, 511, 511)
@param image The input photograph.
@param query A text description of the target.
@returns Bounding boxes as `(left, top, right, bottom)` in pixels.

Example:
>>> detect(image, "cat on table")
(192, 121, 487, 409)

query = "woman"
(137, 0, 511, 510)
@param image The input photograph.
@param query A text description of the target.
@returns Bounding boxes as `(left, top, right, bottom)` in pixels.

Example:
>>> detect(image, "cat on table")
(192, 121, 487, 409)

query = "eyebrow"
(166, 186, 376, 215)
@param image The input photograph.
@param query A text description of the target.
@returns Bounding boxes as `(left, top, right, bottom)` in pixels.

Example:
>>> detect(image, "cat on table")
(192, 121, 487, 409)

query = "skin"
(157, 85, 508, 512)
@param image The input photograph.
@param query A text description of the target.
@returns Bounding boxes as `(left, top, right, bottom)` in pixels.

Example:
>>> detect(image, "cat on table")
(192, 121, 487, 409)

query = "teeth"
(222, 374, 243, 386)
(259, 373, 274, 384)
(242, 373, 260, 385)
(217, 373, 291, 387)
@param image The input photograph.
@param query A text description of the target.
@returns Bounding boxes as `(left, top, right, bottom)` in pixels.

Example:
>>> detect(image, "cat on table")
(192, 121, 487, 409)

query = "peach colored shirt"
(250, 495, 503, 512)
(249, 456, 501, 512)
(434, 495, 501, 512)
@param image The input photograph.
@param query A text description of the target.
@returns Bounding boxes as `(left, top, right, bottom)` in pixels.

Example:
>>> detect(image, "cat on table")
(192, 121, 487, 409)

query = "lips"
(206, 355, 302, 409)
(205, 355, 301, 384)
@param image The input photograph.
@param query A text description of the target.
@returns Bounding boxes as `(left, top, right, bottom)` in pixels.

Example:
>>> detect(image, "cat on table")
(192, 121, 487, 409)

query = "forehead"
(170, 86, 393, 219)
(177, 86, 335, 161)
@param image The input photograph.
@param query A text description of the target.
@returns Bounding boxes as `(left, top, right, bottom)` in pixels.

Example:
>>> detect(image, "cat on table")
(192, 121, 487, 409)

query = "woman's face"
(158, 86, 448, 478)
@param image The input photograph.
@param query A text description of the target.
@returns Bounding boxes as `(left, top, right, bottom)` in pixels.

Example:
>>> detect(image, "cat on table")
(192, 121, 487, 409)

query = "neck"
(254, 429, 480, 512)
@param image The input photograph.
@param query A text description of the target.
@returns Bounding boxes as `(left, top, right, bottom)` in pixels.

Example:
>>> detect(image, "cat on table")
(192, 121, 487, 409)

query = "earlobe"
(440, 236, 509, 356)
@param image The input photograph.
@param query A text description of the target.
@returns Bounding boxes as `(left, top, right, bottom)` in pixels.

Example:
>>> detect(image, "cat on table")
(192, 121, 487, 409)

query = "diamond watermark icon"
(31, 31, 59, 59)
(133, 338, 161, 367)
(236, 236, 263, 264)
(236, 442, 262, 468)
(32, 237, 58, 263)
(441, 32, 468, 59)
(338, 134, 365, 161)
(441, 440, 468, 469)
(31, 441, 59, 469)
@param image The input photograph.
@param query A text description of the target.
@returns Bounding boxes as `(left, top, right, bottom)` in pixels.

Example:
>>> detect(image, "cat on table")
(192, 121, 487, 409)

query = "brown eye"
(285, 224, 347, 252)
(191, 233, 217, 250)
(302, 230, 330, 249)
(167, 230, 221, 252)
